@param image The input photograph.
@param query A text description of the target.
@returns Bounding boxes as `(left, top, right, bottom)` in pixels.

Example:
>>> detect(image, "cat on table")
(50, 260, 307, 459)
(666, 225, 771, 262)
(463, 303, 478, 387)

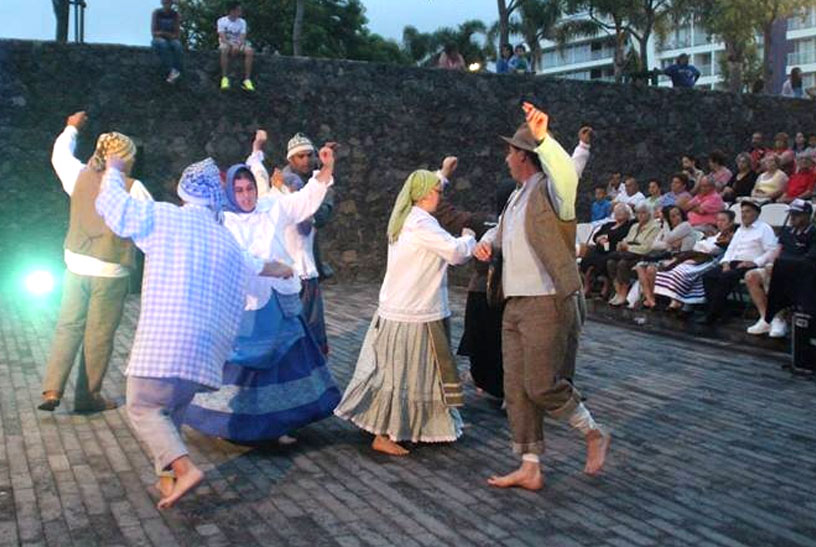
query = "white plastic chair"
(728, 202, 742, 225)
(759, 203, 790, 227)
(575, 222, 594, 245)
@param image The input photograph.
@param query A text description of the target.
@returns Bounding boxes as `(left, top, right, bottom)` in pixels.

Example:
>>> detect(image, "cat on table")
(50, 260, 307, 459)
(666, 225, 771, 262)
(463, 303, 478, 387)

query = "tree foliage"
(178, 0, 409, 64)
(401, 20, 491, 67)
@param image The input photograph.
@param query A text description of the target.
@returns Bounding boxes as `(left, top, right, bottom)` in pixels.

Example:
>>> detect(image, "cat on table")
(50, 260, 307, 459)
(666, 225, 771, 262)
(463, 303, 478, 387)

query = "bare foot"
(157, 464, 203, 509)
(584, 428, 611, 475)
(371, 435, 409, 456)
(487, 461, 543, 490)
(155, 476, 174, 498)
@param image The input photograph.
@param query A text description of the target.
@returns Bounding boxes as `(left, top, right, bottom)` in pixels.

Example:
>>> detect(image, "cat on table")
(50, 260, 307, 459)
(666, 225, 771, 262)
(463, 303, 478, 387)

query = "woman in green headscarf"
(335, 167, 476, 456)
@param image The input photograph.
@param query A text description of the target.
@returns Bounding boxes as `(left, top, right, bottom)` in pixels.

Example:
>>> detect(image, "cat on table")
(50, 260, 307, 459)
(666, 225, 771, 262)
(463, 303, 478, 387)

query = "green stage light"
(24, 270, 56, 296)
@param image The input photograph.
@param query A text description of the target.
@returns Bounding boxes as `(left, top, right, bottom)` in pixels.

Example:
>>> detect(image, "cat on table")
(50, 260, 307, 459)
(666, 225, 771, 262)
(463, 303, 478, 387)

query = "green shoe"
(220, 76, 230, 90)
(242, 78, 255, 92)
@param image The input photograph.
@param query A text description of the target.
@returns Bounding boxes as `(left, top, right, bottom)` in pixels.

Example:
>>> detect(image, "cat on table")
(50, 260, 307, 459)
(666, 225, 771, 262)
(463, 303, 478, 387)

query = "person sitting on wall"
(151, 0, 183, 84)
(508, 44, 532, 74)
(495, 43, 513, 74)
(217, 1, 255, 91)
(746, 199, 816, 337)
(781, 67, 805, 98)
(661, 53, 700, 88)
(438, 43, 466, 71)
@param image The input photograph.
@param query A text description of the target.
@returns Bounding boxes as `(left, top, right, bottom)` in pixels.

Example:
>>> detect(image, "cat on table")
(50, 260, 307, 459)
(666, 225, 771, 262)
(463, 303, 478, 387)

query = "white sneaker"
(769, 316, 789, 338)
(166, 69, 180, 83)
(747, 318, 771, 335)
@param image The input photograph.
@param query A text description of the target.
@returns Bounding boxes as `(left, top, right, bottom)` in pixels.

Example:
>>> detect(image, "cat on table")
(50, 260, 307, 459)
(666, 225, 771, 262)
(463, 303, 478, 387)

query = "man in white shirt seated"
(697, 199, 778, 325)
(217, 1, 254, 91)
(613, 176, 646, 210)
(39, 111, 153, 413)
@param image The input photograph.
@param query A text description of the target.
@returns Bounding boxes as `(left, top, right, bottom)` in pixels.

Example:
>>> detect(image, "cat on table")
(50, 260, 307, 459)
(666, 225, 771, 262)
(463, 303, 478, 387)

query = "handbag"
(486, 250, 505, 308)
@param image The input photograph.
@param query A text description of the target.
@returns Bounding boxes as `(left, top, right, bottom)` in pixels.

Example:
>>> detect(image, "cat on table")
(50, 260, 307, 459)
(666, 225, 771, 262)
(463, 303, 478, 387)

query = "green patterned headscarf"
(386, 170, 439, 243)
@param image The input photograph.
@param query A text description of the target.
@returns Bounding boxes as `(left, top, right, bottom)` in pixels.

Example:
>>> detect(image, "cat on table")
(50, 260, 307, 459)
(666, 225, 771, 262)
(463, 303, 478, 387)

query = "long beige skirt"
(334, 314, 463, 443)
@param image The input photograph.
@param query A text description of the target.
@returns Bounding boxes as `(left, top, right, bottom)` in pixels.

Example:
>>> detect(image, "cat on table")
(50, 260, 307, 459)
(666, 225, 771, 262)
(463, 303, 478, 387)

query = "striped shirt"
(95, 167, 249, 389)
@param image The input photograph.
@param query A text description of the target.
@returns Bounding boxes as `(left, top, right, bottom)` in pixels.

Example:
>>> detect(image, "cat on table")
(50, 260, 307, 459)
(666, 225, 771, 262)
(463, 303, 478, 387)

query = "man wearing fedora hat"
(474, 103, 609, 490)
(698, 199, 778, 325)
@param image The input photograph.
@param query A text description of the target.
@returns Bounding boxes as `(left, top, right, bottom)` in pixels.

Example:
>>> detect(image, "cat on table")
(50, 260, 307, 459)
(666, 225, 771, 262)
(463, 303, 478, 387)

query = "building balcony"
(788, 50, 816, 66)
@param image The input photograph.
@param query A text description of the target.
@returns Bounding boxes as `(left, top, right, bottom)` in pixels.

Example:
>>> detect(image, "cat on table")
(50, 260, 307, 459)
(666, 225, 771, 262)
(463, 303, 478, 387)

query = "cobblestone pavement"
(1, 282, 815, 547)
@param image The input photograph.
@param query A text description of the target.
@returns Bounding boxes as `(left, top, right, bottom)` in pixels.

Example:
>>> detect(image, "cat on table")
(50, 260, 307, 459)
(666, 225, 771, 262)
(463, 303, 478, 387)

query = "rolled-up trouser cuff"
(512, 440, 545, 456)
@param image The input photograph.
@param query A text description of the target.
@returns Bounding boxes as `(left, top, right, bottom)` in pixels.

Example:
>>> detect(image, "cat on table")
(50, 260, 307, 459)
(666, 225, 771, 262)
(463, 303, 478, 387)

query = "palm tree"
(508, 0, 565, 72)
(292, 0, 305, 56)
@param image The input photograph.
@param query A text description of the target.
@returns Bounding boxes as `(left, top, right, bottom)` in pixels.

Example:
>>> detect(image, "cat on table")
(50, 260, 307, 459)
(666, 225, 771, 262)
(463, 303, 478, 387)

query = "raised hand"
(522, 102, 548, 142)
(253, 129, 267, 152)
(578, 126, 593, 145)
(66, 111, 88, 130)
(271, 168, 284, 190)
(318, 145, 335, 170)
(441, 156, 459, 179)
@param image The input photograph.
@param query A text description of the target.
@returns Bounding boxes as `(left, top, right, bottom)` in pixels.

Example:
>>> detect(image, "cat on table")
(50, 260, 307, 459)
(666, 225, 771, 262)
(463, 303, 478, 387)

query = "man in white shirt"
(217, 1, 254, 91)
(698, 199, 778, 324)
(474, 104, 609, 491)
(40, 111, 153, 413)
(613, 176, 645, 210)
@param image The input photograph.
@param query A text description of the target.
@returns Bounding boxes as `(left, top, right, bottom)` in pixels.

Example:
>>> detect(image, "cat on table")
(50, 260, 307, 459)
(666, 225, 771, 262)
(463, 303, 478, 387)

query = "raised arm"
(95, 161, 158, 249)
(246, 130, 271, 196)
(526, 105, 579, 221)
(51, 111, 88, 195)
(276, 145, 335, 223)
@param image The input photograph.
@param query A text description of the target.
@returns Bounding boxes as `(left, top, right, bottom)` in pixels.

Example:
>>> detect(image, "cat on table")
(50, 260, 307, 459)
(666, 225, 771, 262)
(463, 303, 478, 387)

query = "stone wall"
(1, 39, 814, 286)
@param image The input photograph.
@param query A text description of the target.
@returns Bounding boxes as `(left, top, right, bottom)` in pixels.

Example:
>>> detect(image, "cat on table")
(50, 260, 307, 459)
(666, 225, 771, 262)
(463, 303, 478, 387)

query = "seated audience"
(581, 202, 634, 297)
(614, 176, 645, 209)
(635, 206, 697, 308)
(660, 173, 692, 208)
(765, 201, 816, 331)
(495, 44, 513, 74)
(752, 155, 789, 202)
(772, 132, 796, 175)
(747, 132, 768, 172)
(151, 0, 182, 84)
(793, 131, 809, 160)
(682, 154, 704, 188)
(591, 184, 613, 222)
(779, 154, 815, 203)
(606, 172, 623, 199)
(607, 202, 661, 306)
(695, 149, 732, 195)
(805, 134, 816, 157)
(682, 176, 725, 233)
(747, 199, 815, 337)
(645, 179, 663, 210)
(722, 152, 757, 202)
(508, 44, 532, 73)
(218, 2, 255, 91)
(654, 210, 737, 311)
(698, 200, 778, 325)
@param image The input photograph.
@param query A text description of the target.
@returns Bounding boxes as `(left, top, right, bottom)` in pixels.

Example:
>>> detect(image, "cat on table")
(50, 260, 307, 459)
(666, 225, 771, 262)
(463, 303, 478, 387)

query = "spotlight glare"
(25, 270, 55, 296)
(468, 62, 481, 72)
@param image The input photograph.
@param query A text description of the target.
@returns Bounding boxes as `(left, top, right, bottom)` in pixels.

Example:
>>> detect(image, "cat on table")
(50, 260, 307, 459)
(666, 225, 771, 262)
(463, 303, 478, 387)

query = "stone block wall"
(1, 39, 814, 285)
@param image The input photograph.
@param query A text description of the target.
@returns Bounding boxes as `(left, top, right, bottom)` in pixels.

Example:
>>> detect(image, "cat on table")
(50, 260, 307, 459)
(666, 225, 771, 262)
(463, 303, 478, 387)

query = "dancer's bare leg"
(372, 435, 409, 456)
(584, 428, 611, 475)
(487, 458, 543, 490)
(157, 456, 203, 509)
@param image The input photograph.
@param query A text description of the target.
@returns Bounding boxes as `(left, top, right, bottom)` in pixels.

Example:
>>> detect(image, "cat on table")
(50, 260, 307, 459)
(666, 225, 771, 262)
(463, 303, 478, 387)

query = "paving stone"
(0, 284, 814, 546)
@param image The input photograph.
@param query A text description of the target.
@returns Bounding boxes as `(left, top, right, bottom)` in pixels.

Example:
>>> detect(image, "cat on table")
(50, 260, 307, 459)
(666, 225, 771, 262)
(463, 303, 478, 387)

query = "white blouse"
(378, 207, 475, 323)
(224, 175, 332, 310)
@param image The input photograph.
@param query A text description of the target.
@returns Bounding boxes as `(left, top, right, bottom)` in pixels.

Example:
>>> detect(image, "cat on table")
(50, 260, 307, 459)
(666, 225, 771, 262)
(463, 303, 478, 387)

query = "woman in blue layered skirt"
(184, 143, 340, 443)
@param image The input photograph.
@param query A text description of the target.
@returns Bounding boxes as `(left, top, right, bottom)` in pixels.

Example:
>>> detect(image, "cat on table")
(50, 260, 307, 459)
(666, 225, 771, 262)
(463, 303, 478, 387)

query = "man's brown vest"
(63, 167, 136, 270)
(495, 173, 581, 299)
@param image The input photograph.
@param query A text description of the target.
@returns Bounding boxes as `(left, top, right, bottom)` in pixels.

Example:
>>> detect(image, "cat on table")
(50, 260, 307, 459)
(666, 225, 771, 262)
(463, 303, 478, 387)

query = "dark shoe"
(74, 396, 119, 413)
(37, 397, 61, 411)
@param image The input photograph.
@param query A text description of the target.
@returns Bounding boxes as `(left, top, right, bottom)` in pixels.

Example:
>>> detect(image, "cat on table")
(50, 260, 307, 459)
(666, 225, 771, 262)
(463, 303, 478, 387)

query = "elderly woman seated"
(681, 176, 725, 235)
(634, 205, 697, 309)
(606, 201, 661, 306)
(580, 202, 634, 298)
(653, 210, 737, 311)
(752, 155, 789, 202)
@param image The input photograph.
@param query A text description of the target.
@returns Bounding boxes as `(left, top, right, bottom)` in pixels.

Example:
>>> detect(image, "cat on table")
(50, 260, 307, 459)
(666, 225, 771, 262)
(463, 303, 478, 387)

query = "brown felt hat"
(500, 123, 538, 152)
